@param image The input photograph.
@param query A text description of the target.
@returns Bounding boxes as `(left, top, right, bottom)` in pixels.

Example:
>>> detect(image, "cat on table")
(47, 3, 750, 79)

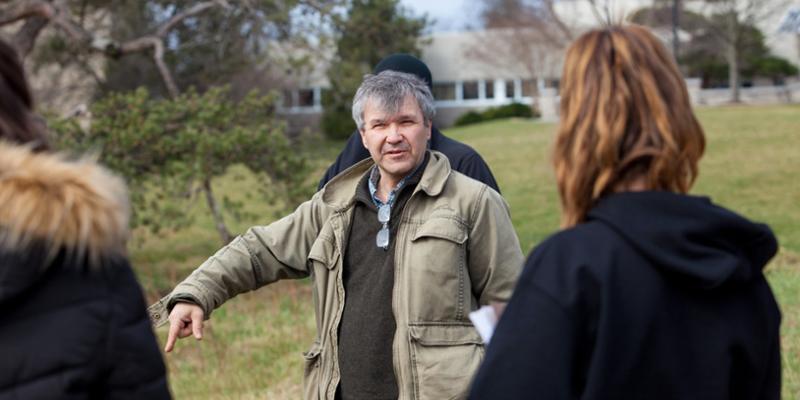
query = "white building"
(277, 0, 800, 128)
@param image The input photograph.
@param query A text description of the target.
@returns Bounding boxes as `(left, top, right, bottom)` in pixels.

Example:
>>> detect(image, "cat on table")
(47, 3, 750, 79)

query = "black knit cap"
(373, 53, 433, 91)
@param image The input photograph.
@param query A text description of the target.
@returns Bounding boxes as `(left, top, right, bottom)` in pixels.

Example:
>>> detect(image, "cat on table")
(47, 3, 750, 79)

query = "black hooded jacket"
(470, 191, 781, 400)
(0, 143, 170, 400)
(317, 126, 500, 193)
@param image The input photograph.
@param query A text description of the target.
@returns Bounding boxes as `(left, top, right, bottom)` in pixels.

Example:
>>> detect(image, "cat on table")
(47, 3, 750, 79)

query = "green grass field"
(134, 104, 800, 399)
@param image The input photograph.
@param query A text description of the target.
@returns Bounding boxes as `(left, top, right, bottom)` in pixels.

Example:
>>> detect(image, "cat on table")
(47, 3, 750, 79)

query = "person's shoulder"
(432, 131, 481, 159)
(535, 221, 617, 256)
(443, 169, 499, 206)
(523, 221, 620, 279)
(447, 168, 487, 190)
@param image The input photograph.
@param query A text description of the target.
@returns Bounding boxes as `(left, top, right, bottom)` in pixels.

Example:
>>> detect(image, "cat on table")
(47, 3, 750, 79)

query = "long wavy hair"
(554, 24, 705, 227)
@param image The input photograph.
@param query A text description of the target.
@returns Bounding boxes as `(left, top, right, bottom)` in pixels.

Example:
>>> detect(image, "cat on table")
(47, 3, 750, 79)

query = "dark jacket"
(318, 126, 500, 193)
(0, 143, 170, 400)
(470, 191, 781, 400)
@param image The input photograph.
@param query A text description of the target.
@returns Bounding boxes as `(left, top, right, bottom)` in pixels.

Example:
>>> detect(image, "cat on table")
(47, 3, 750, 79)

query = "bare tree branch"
(543, 0, 573, 41)
(586, 0, 608, 26)
(0, 0, 53, 26)
(11, 15, 48, 55)
(114, 35, 179, 97)
(156, 0, 229, 37)
(0, 0, 231, 98)
(469, 0, 574, 92)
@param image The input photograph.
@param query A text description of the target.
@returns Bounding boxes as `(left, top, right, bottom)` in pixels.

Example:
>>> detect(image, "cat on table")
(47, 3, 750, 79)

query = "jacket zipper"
(327, 210, 348, 399)
(391, 189, 423, 400)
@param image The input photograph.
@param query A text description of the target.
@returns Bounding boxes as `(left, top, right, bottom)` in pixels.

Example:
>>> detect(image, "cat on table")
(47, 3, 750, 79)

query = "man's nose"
(386, 124, 402, 143)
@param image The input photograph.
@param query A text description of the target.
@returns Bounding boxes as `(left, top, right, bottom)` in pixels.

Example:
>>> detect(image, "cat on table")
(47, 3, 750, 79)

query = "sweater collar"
(321, 150, 451, 210)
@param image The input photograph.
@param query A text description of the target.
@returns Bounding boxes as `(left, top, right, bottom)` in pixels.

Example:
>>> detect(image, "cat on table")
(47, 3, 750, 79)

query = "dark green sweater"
(336, 157, 428, 400)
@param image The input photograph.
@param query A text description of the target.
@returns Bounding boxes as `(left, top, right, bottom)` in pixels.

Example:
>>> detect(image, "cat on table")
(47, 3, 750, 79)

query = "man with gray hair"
(148, 71, 523, 400)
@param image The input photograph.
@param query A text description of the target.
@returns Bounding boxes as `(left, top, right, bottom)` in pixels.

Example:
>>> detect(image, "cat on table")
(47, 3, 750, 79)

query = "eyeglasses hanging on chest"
(376, 204, 391, 250)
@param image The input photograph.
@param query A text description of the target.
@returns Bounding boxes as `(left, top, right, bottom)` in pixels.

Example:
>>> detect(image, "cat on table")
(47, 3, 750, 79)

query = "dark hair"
(0, 39, 49, 150)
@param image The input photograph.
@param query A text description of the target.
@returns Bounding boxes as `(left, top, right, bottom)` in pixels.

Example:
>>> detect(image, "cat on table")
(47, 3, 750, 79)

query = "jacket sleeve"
(317, 130, 370, 190)
(457, 153, 501, 194)
(469, 251, 576, 400)
(148, 193, 325, 327)
(105, 258, 172, 399)
(466, 186, 522, 305)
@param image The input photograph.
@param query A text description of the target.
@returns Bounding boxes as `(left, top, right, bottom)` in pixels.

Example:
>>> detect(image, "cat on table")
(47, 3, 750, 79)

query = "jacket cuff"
(147, 293, 203, 328)
(147, 298, 170, 328)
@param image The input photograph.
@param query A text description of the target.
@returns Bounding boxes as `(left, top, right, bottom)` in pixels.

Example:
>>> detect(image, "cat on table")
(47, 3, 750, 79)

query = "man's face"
(359, 94, 431, 183)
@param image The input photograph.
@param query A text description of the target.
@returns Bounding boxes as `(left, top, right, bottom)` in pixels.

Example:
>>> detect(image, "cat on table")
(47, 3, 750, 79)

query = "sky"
(400, 0, 482, 32)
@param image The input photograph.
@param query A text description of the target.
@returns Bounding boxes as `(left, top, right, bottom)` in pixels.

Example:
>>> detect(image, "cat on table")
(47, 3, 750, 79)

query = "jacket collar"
(321, 150, 451, 210)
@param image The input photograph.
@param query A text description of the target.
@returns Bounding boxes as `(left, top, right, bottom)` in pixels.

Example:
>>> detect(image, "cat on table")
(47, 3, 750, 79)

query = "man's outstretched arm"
(148, 193, 326, 346)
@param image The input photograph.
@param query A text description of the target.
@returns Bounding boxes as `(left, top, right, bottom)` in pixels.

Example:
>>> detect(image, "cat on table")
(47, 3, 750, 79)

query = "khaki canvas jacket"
(149, 151, 523, 400)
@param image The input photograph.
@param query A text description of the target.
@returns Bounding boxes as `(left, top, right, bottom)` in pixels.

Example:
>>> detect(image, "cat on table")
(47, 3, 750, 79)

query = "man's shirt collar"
(367, 155, 428, 209)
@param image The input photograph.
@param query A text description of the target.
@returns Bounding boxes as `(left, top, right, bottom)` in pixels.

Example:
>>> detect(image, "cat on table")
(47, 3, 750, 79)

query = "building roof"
(421, 28, 564, 82)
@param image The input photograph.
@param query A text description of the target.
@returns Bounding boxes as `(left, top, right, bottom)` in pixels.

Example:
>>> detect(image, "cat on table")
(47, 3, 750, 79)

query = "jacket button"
(153, 313, 160, 319)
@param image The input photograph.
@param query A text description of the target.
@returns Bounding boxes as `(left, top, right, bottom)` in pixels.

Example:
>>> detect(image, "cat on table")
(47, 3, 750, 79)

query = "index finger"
(164, 318, 181, 353)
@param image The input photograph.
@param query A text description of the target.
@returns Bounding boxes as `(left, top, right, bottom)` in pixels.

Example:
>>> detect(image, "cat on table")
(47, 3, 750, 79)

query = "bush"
(453, 111, 484, 127)
(50, 86, 310, 244)
(453, 103, 538, 127)
(753, 56, 799, 81)
(321, 102, 357, 140)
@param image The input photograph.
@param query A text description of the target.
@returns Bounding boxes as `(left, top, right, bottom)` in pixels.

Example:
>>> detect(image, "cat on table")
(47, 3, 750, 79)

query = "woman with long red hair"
(470, 25, 781, 399)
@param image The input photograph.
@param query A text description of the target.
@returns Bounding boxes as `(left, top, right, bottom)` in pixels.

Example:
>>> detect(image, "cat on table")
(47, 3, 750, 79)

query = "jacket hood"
(587, 191, 777, 289)
(0, 142, 130, 303)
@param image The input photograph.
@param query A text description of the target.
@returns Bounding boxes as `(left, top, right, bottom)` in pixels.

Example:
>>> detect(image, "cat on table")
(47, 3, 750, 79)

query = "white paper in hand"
(469, 305, 499, 344)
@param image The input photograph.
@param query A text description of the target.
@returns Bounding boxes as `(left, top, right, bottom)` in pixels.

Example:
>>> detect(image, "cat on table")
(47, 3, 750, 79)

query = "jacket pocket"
(307, 236, 339, 271)
(303, 341, 323, 400)
(306, 237, 339, 343)
(409, 218, 469, 321)
(411, 217, 468, 244)
(408, 323, 484, 400)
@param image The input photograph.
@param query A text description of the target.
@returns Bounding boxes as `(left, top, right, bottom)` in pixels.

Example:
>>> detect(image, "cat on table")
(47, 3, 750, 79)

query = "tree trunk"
(726, 10, 741, 103)
(672, 0, 680, 59)
(727, 41, 741, 103)
(202, 178, 233, 245)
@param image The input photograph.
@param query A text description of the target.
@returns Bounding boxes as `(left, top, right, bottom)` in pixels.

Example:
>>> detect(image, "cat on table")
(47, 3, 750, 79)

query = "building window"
(521, 79, 537, 97)
(297, 89, 315, 107)
(484, 81, 494, 99)
(463, 81, 479, 100)
(433, 82, 456, 100)
(505, 80, 515, 99)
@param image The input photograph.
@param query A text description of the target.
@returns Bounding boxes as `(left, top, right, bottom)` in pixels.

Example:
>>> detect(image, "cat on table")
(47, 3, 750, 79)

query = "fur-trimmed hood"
(0, 141, 130, 303)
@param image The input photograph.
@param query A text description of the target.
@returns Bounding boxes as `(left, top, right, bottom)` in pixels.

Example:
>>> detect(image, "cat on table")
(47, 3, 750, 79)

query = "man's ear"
(425, 122, 432, 141)
(359, 128, 368, 148)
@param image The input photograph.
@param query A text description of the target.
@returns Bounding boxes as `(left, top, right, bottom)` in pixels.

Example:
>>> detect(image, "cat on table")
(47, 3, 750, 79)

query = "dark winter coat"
(318, 126, 500, 193)
(470, 191, 781, 400)
(0, 142, 171, 400)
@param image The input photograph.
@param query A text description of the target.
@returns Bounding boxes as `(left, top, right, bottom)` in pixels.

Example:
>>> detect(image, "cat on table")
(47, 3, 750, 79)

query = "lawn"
(134, 104, 800, 399)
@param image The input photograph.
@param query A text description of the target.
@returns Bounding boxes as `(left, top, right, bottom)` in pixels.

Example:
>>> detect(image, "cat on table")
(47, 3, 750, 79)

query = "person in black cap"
(318, 53, 501, 193)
